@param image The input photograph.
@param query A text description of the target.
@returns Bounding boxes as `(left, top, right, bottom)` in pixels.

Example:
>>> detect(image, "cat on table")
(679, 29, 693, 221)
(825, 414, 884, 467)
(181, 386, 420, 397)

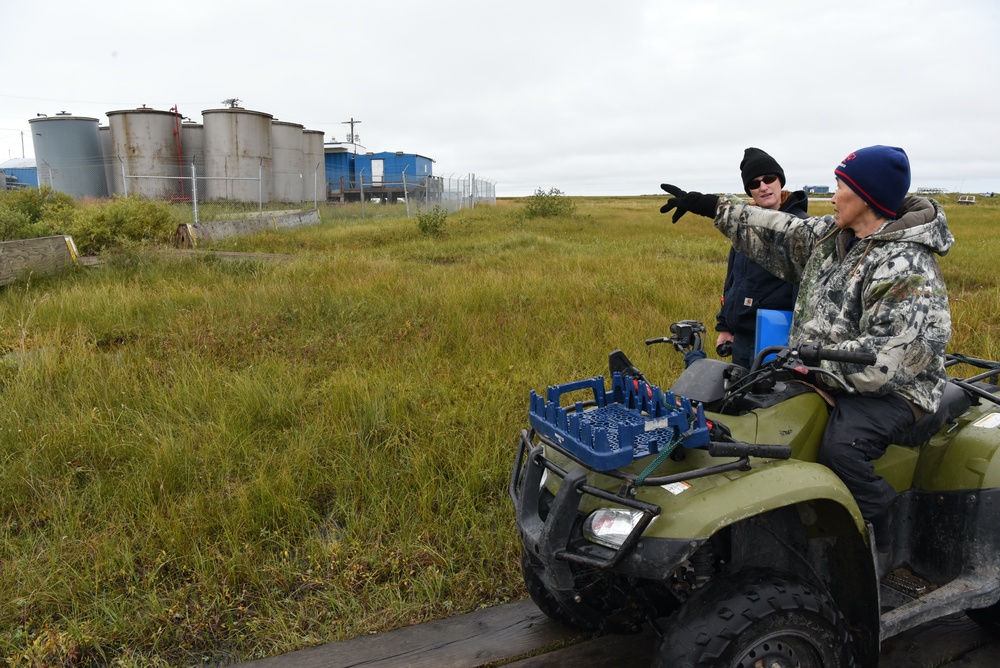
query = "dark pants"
(732, 334, 755, 370)
(817, 393, 916, 524)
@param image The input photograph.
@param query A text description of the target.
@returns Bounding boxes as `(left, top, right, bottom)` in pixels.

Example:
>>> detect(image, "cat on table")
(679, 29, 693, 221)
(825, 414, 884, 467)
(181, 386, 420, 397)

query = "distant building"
(324, 143, 434, 203)
(804, 185, 830, 194)
(0, 157, 38, 189)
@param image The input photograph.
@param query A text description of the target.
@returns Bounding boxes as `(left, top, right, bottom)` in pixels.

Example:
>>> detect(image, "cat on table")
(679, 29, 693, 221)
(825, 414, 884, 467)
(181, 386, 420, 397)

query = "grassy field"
(0, 193, 996, 665)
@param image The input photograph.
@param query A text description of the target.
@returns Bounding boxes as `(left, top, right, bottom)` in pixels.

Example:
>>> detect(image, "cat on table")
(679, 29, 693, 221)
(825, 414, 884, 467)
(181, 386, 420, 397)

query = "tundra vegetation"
(0, 187, 996, 665)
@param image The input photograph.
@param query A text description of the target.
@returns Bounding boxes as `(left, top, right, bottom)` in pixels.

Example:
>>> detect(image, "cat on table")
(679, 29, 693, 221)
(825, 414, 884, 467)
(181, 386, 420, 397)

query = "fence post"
(119, 156, 128, 197)
(402, 165, 410, 218)
(258, 158, 263, 217)
(360, 168, 366, 219)
(191, 158, 200, 224)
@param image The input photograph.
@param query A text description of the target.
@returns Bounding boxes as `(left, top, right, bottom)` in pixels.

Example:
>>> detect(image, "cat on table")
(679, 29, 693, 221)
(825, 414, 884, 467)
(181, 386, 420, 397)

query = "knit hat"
(834, 145, 911, 219)
(740, 147, 786, 195)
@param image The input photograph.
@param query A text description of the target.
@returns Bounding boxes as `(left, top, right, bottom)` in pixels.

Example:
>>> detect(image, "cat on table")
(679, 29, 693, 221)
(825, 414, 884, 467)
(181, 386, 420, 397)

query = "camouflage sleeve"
(714, 196, 834, 284)
(827, 248, 951, 412)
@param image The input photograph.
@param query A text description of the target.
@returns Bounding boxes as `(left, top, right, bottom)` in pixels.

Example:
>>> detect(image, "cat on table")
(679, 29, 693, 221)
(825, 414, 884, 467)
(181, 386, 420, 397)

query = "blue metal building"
(0, 157, 39, 189)
(353, 151, 433, 186)
(324, 144, 434, 202)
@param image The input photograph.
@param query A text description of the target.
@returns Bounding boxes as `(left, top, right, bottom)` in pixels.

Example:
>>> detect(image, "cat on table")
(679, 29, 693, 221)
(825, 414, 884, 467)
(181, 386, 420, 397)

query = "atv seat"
(893, 381, 972, 447)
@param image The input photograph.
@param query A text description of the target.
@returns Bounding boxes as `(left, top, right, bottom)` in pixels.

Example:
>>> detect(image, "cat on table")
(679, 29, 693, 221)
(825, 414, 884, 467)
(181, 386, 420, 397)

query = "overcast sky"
(2, 0, 998, 197)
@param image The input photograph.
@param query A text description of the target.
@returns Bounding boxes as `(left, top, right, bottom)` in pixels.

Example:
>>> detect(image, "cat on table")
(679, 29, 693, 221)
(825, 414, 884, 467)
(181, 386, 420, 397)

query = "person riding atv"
(507, 147, 1000, 667)
(509, 324, 1000, 666)
(661, 145, 954, 559)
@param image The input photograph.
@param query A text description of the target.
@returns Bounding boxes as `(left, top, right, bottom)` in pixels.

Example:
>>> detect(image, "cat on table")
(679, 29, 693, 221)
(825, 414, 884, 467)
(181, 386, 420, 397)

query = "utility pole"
(341, 117, 362, 144)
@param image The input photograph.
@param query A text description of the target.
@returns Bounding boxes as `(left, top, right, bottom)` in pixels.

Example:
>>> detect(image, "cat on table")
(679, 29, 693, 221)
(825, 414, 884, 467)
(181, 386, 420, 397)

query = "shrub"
(523, 187, 576, 219)
(0, 186, 76, 240)
(66, 195, 178, 255)
(415, 205, 448, 236)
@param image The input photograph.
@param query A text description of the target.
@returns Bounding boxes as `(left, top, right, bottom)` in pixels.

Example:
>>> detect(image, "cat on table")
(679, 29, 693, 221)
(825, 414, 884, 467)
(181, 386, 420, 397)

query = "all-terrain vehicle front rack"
(528, 372, 710, 471)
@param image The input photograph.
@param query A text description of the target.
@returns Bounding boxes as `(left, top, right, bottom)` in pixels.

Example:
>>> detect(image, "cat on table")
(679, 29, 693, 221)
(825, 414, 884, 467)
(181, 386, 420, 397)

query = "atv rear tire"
(520, 547, 600, 631)
(653, 569, 855, 668)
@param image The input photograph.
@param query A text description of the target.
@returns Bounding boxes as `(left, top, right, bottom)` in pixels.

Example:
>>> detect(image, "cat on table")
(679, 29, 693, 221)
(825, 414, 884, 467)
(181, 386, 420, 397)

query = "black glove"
(659, 183, 720, 223)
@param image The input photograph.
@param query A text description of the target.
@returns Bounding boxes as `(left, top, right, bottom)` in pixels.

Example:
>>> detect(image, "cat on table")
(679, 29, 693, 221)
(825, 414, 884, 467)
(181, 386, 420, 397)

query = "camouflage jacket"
(714, 195, 953, 413)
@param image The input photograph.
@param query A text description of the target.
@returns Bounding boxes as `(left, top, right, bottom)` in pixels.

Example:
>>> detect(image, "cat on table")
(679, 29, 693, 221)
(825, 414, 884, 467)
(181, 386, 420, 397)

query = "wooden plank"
(508, 613, 997, 667)
(236, 600, 591, 668)
(176, 210, 320, 248)
(941, 640, 1000, 667)
(880, 613, 995, 667)
(503, 629, 656, 667)
(0, 235, 76, 286)
(234, 602, 1000, 668)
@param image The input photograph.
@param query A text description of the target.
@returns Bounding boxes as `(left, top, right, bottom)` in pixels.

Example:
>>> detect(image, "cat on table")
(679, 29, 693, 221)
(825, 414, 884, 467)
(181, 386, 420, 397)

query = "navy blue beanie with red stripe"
(834, 146, 911, 219)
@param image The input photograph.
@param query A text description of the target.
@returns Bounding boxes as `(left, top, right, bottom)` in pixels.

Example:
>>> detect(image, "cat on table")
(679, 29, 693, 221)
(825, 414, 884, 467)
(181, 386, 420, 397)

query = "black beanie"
(834, 146, 911, 219)
(740, 147, 786, 195)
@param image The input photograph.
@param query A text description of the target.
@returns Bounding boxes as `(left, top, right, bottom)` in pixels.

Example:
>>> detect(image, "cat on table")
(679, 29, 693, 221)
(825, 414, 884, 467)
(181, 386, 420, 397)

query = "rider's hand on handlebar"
(716, 331, 734, 358)
(659, 184, 721, 223)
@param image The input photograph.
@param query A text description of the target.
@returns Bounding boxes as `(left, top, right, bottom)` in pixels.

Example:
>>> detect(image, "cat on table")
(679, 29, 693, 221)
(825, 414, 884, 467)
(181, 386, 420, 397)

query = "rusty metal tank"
(202, 107, 273, 203)
(302, 129, 326, 204)
(271, 120, 304, 203)
(106, 106, 185, 199)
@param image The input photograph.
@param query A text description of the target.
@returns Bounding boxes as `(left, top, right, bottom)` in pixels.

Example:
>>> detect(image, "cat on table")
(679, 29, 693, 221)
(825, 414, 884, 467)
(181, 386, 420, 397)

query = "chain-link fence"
(325, 172, 495, 212)
(32, 157, 324, 223)
(26, 157, 496, 221)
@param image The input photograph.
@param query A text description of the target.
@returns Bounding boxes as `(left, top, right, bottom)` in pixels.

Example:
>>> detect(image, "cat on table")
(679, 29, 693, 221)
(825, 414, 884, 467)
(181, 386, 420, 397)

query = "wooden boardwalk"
(237, 599, 1000, 667)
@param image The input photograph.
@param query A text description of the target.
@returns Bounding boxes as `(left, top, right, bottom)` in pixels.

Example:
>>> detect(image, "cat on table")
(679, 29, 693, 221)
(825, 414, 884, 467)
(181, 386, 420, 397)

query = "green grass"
(0, 194, 994, 665)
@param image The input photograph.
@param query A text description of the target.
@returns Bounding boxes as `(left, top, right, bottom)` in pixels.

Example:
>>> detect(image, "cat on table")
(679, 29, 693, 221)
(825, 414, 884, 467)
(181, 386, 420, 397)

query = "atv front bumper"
(510, 430, 705, 590)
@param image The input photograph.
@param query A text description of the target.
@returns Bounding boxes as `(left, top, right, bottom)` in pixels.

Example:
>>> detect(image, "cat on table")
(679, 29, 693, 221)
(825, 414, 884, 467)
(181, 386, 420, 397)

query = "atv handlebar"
(795, 340, 877, 367)
(647, 320, 706, 354)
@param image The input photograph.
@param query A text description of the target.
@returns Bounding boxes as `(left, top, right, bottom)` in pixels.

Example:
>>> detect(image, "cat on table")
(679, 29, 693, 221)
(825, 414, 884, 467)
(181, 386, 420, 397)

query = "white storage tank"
(99, 125, 115, 196)
(302, 129, 326, 204)
(271, 120, 304, 203)
(179, 121, 204, 202)
(29, 113, 109, 198)
(202, 107, 273, 203)
(107, 107, 183, 199)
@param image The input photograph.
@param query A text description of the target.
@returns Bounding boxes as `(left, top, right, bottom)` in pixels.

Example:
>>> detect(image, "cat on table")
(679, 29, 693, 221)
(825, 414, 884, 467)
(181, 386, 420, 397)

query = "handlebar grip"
(707, 442, 793, 460)
(798, 340, 877, 367)
(818, 348, 877, 366)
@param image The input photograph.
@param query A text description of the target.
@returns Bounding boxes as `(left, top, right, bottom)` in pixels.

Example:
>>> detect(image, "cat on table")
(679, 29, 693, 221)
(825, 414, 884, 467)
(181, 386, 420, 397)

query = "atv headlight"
(583, 508, 652, 549)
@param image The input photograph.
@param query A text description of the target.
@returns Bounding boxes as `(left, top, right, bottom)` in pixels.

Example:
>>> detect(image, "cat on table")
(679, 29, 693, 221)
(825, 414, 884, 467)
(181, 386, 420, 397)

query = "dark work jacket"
(715, 190, 809, 346)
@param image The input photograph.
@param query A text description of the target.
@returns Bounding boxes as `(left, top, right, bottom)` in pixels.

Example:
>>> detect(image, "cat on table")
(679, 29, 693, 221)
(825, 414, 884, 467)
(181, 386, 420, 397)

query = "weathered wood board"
(176, 209, 321, 248)
(0, 235, 78, 286)
(236, 600, 589, 668)
(235, 600, 999, 668)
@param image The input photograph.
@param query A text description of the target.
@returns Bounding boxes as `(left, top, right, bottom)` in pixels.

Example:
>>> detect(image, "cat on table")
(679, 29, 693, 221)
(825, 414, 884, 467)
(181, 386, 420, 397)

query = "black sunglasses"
(749, 174, 779, 190)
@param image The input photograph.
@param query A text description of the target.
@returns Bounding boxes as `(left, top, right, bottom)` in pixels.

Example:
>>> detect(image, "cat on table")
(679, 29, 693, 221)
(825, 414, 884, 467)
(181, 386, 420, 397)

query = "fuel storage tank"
(180, 121, 204, 201)
(29, 113, 109, 198)
(202, 107, 273, 203)
(106, 106, 184, 199)
(302, 129, 326, 203)
(271, 120, 304, 203)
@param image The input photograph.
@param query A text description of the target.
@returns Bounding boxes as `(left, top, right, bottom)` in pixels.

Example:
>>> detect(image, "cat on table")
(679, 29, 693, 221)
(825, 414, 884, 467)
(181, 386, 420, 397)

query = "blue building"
(324, 143, 434, 202)
(0, 157, 39, 189)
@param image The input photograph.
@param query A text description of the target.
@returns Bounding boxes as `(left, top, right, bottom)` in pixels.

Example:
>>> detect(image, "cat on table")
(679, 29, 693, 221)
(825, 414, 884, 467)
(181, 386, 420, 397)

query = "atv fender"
(638, 459, 866, 541)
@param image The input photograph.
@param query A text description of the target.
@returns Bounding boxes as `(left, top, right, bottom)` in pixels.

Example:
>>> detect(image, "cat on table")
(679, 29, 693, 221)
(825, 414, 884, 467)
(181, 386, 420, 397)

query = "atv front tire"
(520, 547, 600, 631)
(653, 569, 855, 668)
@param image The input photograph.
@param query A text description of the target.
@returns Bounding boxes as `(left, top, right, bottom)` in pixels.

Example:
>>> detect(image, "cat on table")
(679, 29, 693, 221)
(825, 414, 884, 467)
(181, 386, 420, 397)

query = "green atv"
(509, 320, 1000, 667)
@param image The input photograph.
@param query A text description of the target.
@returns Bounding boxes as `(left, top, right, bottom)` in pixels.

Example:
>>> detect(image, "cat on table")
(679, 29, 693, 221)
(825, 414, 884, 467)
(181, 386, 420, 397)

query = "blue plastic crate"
(528, 373, 709, 471)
